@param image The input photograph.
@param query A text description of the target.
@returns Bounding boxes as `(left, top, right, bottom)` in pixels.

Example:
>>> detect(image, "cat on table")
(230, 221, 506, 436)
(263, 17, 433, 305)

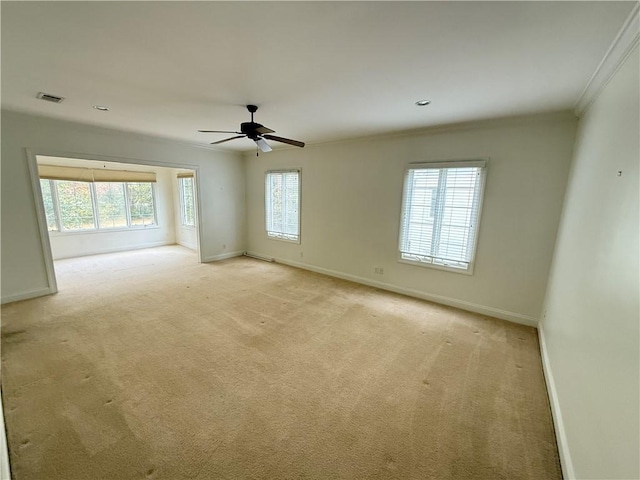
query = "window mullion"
(90, 183, 99, 230)
(124, 182, 132, 227)
(51, 180, 62, 232)
(432, 169, 447, 258)
(151, 184, 158, 226)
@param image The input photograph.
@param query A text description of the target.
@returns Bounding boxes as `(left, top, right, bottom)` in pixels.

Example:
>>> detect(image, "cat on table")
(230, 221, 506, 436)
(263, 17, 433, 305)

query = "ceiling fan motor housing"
(241, 122, 263, 138)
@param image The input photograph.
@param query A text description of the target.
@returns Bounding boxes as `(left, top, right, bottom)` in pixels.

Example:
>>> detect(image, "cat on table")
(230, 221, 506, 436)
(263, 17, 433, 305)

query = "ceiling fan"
(199, 105, 305, 153)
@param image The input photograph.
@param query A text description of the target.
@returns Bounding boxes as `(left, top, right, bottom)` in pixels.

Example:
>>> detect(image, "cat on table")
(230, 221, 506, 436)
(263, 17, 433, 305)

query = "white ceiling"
(1, 1, 634, 151)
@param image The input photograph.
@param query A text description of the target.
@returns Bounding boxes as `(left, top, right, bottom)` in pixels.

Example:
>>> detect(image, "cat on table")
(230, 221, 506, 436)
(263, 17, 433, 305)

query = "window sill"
(50, 225, 160, 236)
(397, 257, 475, 276)
(267, 234, 300, 245)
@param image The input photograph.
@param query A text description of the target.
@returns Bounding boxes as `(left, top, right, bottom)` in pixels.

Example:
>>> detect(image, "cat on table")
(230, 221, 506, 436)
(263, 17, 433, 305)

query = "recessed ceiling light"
(415, 100, 431, 106)
(93, 105, 109, 111)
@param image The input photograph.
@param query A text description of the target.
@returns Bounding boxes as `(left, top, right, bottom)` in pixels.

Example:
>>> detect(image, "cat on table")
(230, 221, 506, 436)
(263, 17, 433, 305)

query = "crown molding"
(574, 3, 640, 116)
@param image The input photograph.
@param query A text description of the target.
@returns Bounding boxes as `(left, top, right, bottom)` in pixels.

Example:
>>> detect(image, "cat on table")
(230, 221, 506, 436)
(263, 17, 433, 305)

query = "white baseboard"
(0, 391, 12, 479)
(245, 251, 538, 327)
(538, 324, 575, 479)
(244, 252, 275, 262)
(203, 250, 245, 262)
(1, 287, 53, 305)
(53, 241, 172, 260)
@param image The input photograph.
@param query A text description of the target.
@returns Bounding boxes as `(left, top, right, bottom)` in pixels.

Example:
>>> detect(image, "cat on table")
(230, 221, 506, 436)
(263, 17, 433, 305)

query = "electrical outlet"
(374, 267, 384, 275)
(300, 252, 304, 258)
(222, 244, 226, 249)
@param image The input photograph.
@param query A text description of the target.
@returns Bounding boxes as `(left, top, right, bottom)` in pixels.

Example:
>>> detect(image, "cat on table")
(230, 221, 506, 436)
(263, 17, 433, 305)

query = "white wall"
(245, 113, 577, 325)
(1, 111, 245, 303)
(40, 158, 178, 259)
(540, 46, 639, 479)
(171, 169, 198, 250)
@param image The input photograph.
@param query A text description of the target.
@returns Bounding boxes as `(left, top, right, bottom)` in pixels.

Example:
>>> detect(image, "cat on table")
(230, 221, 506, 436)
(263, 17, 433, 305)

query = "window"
(95, 182, 127, 229)
(398, 160, 486, 273)
(39, 178, 157, 232)
(265, 170, 300, 242)
(179, 176, 196, 227)
(127, 182, 156, 226)
(39, 179, 59, 232)
(55, 181, 96, 231)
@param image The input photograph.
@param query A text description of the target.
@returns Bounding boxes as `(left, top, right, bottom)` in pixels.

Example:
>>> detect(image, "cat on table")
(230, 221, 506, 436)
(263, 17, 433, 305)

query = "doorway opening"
(30, 153, 202, 294)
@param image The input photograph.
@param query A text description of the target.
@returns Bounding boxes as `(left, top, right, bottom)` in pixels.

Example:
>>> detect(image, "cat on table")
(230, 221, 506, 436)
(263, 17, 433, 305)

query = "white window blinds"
(265, 170, 300, 242)
(399, 160, 486, 271)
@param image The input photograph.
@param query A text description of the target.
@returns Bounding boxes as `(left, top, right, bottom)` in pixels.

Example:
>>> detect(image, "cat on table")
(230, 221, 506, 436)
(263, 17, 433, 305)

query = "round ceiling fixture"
(93, 105, 109, 111)
(415, 100, 431, 106)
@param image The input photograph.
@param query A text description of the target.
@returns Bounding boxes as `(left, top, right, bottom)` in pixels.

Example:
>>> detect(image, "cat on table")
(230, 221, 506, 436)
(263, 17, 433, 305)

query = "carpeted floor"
(1, 245, 561, 480)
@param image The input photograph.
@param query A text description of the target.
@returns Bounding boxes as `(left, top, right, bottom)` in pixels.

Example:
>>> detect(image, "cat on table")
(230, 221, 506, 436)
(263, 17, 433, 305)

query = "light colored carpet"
(1, 245, 561, 480)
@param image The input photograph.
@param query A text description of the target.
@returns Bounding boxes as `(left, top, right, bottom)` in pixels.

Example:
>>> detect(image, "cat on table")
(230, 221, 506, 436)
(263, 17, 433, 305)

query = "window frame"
(178, 176, 196, 228)
(125, 181, 158, 228)
(40, 178, 159, 235)
(94, 181, 129, 230)
(49, 179, 98, 232)
(40, 178, 62, 232)
(397, 159, 488, 275)
(264, 169, 301, 244)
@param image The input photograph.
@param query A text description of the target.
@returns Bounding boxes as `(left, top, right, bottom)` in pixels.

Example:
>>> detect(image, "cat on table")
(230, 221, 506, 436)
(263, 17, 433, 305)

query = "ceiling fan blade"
(255, 125, 275, 134)
(255, 137, 272, 152)
(211, 135, 245, 145)
(263, 134, 305, 148)
(198, 130, 242, 134)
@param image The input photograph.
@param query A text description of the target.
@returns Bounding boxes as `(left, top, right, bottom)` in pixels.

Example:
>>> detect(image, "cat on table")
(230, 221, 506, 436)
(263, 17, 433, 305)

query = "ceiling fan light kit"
(199, 105, 305, 154)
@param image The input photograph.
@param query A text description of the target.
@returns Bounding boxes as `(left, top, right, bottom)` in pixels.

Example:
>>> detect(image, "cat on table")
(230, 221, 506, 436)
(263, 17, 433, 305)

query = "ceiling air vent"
(36, 92, 65, 104)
